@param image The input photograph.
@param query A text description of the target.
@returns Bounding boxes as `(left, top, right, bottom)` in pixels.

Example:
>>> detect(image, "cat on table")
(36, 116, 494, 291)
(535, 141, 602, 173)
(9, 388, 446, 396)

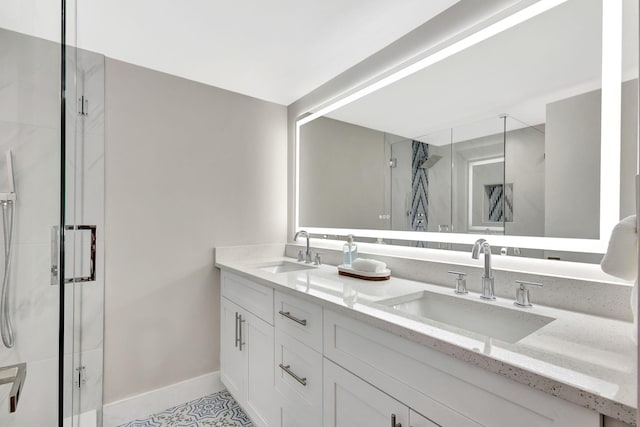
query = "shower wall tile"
(0, 242, 57, 366)
(0, 121, 59, 245)
(0, 29, 60, 128)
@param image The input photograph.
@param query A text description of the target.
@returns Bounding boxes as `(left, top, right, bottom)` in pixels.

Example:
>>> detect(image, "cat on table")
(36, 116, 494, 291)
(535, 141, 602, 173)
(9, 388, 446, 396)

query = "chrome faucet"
(471, 238, 495, 300)
(294, 230, 312, 263)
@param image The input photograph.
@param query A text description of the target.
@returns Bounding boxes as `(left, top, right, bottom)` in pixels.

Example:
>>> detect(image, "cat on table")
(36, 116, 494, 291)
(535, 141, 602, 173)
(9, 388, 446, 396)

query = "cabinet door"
(221, 297, 245, 400)
(410, 410, 439, 427)
(323, 358, 408, 427)
(245, 310, 276, 427)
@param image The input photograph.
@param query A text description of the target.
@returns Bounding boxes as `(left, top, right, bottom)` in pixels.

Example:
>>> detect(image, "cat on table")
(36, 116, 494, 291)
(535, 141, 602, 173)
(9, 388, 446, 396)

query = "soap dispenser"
(342, 235, 358, 266)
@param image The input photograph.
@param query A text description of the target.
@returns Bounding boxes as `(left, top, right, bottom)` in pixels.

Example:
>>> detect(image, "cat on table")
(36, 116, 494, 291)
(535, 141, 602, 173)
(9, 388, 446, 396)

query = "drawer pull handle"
(279, 363, 307, 386)
(238, 314, 246, 351)
(391, 413, 401, 427)
(234, 312, 239, 348)
(278, 310, 307, 326)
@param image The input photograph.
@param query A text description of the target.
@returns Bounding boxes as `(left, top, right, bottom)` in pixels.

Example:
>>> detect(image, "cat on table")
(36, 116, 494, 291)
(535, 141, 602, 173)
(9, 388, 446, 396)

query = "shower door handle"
(51, 225, 97, 285)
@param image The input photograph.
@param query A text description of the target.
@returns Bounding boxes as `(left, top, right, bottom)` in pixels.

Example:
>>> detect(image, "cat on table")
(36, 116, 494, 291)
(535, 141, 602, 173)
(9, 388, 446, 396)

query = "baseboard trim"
(102, 371, 224, 427)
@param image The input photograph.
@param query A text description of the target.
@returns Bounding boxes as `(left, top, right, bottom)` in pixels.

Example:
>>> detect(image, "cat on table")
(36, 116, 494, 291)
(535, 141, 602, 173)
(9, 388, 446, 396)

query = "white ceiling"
(326, 0, 639, 144)
(0, 0, 460, 105)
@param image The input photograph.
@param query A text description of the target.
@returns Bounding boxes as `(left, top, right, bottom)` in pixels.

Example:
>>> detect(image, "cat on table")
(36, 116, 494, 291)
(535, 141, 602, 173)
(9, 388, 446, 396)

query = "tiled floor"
(119, 390, 254, 427)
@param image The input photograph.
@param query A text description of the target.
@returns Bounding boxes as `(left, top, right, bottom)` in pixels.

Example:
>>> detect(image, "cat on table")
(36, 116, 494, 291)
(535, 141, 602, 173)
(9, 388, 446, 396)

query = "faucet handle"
(314, 252, 322, 266)
(297, 250, 304, 262)
(447, 271, 468, 295)
(513, 280, 543, 308)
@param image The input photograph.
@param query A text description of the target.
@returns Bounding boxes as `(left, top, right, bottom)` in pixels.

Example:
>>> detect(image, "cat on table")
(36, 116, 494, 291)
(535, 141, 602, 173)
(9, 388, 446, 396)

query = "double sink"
(257, 260, 554, 344)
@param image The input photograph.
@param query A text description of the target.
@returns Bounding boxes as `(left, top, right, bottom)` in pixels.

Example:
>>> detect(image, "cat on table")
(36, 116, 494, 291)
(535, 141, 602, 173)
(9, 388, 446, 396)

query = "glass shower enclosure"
(0, 1, 105, 426)
(388, 115, 544, 252)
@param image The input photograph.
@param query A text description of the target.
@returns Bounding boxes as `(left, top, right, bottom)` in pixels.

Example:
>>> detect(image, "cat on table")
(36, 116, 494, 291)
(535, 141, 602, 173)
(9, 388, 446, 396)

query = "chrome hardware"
(471, 238, 495, 300)
(279, 363, 307, 386)
(313, 252, 322, 265)
(513, 280, 543, 308)
(297, 250, 304, 262)
(391, 413, 401, 427)
(51, 225, 97, 285)
(0, 362, 26, 413)
(74, 366, 86, 388)
(78, 95, 89, 116)
(238, 314, 245, 351)
(294, 230, 312, 264)
(278, 310, 307, 326)
(234, 312, 239, 348)
(447, 271, 468, 294)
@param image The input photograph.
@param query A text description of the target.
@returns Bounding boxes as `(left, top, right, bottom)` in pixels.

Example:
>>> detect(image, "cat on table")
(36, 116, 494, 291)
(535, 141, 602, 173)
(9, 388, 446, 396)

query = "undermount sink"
(378, 291, 554, 343)
(257, 261, 316, 274)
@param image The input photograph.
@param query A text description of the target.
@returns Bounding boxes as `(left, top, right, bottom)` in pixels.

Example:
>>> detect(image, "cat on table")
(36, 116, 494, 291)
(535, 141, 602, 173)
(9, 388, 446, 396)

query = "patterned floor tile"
(119, 390, 254, 427)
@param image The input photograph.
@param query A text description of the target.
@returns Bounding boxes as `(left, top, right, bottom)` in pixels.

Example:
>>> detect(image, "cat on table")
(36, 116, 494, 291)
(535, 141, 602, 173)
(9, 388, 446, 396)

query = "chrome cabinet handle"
(278, 363, 307, 386)
(238, 314, 245, 351)
(234, 312, 239, 348)
(278, 310, 307, 326)
(391, 413, 401, 427)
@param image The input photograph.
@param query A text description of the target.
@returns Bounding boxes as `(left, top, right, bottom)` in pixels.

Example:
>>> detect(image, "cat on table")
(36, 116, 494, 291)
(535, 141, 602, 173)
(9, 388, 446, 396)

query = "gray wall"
(299, 117, 386, 229)
(104, 59, 287, 403)
(544, 79, 638, 262)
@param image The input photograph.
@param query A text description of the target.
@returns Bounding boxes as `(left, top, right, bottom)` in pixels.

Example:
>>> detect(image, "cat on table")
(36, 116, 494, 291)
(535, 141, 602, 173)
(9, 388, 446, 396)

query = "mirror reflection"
(298, 0, 639, 261)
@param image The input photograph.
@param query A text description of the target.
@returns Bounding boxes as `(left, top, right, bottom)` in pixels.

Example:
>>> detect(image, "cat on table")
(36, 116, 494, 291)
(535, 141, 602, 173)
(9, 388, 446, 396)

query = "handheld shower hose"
(0, 150, 17, 348)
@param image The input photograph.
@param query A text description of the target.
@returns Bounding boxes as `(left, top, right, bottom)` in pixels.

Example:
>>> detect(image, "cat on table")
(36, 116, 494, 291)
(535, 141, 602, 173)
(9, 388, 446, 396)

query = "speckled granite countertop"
(216, 256, 637, 425)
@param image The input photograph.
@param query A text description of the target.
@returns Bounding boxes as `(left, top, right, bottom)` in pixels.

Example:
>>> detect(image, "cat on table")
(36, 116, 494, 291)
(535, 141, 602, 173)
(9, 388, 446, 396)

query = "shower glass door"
(63, 45, 105, 427)
(0, 1, 105, 426)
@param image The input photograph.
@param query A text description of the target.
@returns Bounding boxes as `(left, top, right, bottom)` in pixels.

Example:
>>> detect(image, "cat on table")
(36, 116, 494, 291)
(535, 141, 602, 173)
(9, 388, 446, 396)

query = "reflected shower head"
(420, 155, 442, 169)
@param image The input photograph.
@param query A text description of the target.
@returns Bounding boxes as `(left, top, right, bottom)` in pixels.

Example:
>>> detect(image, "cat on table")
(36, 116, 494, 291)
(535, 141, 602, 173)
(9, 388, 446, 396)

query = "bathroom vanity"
(216, 249, 636, 427)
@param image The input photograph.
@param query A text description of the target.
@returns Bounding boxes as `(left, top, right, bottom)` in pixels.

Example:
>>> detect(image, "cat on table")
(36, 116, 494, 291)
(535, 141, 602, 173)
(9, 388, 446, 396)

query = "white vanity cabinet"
(219, 269, 603, 427)
(221, 272, 276, 427)
(323, 310, 600, 427)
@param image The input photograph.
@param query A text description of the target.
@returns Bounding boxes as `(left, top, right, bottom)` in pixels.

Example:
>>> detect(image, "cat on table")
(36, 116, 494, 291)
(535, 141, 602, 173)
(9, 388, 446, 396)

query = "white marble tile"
(0, 121, 60, 245)
(0, 30, 60, 129)
(0, 243, 58, 366)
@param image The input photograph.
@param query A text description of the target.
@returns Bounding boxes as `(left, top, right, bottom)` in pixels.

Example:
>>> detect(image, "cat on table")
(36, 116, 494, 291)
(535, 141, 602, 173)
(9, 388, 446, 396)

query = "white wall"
(104, 59, 287, 404)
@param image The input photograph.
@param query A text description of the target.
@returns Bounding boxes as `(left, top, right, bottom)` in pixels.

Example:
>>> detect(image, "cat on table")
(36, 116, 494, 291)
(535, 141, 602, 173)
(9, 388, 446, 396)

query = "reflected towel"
(351, 258, 387, 273)
(600, 215, 637, 281)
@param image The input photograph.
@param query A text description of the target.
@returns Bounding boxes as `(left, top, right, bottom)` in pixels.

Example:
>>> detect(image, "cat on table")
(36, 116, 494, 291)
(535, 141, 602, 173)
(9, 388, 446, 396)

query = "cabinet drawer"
(275, 291, 322, 352)
(275, 329, 322, 426)
(222, 270, 274, 324)
(324, 310, 599, 427)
